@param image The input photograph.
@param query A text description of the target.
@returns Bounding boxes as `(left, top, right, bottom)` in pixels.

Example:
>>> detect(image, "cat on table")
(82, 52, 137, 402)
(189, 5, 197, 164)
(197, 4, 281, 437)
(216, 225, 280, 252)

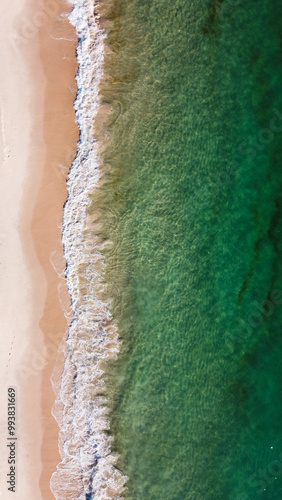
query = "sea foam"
(50, 1, 126, 498)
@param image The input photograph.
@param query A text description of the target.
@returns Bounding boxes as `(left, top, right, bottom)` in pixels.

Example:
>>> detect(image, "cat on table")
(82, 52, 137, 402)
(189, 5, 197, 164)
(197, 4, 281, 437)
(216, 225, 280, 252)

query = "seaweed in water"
(201, 0, 225, 36)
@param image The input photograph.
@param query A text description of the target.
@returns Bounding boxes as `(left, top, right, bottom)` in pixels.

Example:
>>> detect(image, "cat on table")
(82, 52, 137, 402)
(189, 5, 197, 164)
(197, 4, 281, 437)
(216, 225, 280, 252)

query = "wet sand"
(0, 0, 78, 498)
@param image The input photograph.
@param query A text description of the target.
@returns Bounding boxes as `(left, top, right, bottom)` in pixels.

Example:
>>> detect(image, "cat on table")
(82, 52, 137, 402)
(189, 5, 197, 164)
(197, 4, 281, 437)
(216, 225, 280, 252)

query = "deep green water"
(91, 0, 282, 498)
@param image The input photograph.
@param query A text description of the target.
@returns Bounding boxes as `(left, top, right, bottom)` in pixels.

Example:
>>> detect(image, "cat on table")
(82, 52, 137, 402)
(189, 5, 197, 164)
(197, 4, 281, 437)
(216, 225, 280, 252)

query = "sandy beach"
(0, 0, 78, 498)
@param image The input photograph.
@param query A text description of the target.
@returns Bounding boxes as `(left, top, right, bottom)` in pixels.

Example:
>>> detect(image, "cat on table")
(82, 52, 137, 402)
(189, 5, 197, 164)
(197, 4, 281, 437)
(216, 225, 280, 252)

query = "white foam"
(50, 1, 127, 498)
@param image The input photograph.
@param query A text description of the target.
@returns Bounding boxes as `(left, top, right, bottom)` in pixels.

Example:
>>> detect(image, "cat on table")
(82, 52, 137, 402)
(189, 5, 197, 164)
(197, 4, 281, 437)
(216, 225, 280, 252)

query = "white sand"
(0, 1, 45, 498)
(0, 0, 77, 498)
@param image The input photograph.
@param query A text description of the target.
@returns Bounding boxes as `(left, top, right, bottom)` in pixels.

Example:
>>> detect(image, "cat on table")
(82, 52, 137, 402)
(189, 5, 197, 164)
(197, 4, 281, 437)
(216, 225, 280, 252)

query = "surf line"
(50, 1, 126, 498)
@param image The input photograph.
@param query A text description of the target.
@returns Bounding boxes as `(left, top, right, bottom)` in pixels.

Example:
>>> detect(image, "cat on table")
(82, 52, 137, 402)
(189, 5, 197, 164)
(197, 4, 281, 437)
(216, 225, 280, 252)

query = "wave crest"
(50, 1, 126, 498)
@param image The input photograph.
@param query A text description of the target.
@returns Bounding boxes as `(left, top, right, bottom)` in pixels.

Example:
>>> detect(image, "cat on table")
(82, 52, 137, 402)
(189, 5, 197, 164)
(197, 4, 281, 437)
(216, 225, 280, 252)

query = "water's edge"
(50, 1, 126, 498)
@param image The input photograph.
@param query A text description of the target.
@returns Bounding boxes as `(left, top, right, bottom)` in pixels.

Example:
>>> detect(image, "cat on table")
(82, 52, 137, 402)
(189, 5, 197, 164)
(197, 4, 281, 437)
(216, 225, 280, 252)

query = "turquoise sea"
(89, 0, 282, 498)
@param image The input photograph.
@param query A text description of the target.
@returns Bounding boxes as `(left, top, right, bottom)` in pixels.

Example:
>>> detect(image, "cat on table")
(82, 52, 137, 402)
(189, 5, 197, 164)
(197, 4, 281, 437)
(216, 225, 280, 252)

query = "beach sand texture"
(0, 0, 78, 498)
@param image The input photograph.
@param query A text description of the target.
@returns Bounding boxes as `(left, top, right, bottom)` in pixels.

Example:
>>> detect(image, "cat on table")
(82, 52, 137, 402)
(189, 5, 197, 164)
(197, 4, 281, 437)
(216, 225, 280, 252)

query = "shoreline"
(50, 1, 126, 498)
(0, 0, 124, 497)
(23, 0, 79, 496)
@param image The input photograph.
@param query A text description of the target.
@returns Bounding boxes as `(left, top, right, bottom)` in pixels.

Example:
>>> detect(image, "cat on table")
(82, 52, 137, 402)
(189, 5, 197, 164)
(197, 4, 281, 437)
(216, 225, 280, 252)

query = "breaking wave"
(50, 1, 126, 498)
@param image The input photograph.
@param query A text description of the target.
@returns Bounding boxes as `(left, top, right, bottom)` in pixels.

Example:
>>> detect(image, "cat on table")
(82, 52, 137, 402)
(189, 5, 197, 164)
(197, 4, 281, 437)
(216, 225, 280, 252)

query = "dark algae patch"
(91, 0, 282, 498)
(201, 0, 225, 36)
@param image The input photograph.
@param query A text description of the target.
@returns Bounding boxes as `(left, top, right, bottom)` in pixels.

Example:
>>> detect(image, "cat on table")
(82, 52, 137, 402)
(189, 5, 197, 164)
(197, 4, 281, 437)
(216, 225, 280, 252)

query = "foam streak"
(50, 1, 126, 498)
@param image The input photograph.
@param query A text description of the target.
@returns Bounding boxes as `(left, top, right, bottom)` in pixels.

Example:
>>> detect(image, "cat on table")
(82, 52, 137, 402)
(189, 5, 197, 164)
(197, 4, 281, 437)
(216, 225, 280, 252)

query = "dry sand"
(0, 0, 78, 498)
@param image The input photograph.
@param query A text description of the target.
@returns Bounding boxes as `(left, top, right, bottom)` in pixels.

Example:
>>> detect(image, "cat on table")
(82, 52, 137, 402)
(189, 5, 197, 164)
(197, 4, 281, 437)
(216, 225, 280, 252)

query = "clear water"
(90, 0, 282, 498)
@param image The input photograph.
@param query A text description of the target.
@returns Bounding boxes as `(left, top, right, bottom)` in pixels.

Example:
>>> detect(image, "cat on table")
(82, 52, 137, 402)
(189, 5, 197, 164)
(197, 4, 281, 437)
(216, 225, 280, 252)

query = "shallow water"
(93, 0, 282, 498)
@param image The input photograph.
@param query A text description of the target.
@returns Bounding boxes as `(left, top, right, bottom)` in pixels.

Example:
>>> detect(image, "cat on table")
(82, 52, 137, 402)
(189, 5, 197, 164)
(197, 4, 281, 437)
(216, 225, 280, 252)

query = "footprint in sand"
(6, 334, 15, 370)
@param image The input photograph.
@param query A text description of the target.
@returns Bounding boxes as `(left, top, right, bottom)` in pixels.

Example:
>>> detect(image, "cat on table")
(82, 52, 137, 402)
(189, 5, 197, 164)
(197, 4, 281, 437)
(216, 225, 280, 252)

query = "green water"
(91, 0, 282, 498)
